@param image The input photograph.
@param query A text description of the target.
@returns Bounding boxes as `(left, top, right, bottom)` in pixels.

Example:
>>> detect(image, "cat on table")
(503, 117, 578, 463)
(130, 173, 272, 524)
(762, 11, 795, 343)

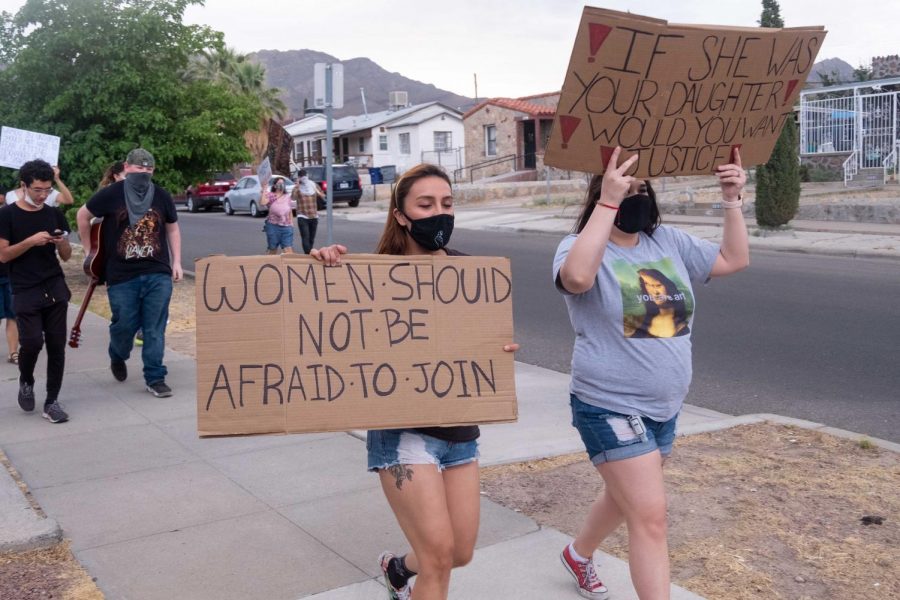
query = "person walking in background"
(0, 159, 73, 424)
(0, 255, 19, 364)
(312, 164, 519, 600)
(293, 169, 323, 254)
(261, 178, 295, 254)
(98, 160, 126, 189)
(553, 147, 749, 599)
(5, 164, 75, 207)
(76, 148, 183, 398)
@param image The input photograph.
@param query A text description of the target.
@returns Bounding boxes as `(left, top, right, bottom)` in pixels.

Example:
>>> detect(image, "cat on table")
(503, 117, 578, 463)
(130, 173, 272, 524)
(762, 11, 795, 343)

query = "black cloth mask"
(124, 172, 154, 226)
(402, 212, 454, 251)
(615, 193, 652, 234)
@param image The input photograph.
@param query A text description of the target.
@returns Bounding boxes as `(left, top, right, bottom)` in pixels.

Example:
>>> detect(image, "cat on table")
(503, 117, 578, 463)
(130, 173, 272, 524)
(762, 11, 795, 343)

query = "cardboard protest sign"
(544, 7, 826, 177)
(196, 254, 517, 437)
(0, 126, 61, 169)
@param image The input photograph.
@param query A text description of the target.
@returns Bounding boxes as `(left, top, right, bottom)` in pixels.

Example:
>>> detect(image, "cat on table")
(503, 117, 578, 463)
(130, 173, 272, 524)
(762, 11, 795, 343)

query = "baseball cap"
(126, 148, 156, 168)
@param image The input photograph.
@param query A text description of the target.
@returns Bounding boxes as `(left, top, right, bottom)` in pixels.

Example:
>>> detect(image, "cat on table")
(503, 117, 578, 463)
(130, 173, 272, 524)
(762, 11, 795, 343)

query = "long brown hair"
(574, 175, 661, 235)
(98, 161, 125, 189)
(375, 163, 452, 255)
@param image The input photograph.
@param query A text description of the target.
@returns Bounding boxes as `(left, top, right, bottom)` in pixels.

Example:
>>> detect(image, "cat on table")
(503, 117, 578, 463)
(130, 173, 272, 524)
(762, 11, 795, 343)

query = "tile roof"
(463, 97, 558, 119)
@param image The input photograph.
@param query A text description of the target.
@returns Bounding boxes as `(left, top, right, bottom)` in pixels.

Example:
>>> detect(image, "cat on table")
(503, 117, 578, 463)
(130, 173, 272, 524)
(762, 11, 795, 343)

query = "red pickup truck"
(184, 173, 237, 212)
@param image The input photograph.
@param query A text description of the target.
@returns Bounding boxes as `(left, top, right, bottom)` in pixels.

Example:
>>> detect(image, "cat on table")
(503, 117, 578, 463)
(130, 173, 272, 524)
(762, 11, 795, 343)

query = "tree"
(0, 0, 264, 216)
(755, 0, 800, 227)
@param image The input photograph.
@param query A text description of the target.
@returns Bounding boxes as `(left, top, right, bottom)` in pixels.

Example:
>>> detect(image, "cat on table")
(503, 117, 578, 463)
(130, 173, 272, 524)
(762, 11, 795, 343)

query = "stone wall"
(801, 152, 852, 180)
(872, 55, 900, 79)
(464, 105, 521, 180)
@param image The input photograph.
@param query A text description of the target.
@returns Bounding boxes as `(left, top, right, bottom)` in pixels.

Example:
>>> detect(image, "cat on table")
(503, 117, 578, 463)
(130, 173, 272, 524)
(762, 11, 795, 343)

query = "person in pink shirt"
(261, 178, 294, 254)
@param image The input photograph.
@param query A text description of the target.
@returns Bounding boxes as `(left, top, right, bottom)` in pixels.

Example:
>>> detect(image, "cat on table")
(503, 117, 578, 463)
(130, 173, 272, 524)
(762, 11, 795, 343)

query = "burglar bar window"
(399, 132, 411, 155)
(485, 125, 497, 156)
(434, 131, 452, 152)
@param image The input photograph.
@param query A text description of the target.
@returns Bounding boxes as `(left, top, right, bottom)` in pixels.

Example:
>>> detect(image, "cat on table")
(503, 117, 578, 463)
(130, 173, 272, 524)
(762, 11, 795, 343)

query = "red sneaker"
(560, 544, 610, 599)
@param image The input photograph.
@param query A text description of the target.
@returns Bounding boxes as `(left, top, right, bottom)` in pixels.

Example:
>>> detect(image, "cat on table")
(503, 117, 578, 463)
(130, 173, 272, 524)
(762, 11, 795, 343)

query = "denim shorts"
(367, 429, 480, 472)
(264, 221, 294, 250)
(570, 394, 678, 466)
(0, 280, 13, 319)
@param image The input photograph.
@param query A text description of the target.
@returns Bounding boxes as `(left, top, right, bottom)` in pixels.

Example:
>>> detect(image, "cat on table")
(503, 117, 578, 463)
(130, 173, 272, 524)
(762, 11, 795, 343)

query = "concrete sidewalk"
(0, 307, 723, 600)
(340, 201, 900, 261)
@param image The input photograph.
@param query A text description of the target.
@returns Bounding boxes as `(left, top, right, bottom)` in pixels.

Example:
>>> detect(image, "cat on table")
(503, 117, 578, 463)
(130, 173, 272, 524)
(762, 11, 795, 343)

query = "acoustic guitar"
(68, 218, 105, 348)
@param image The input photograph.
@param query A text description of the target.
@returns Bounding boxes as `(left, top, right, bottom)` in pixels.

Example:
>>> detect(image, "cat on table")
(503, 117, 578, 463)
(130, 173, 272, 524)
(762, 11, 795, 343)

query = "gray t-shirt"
(553, 225, 719, 421)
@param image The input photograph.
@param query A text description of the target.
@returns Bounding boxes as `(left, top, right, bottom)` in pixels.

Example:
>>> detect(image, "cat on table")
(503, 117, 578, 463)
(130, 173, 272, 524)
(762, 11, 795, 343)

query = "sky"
(2, 0, 898, 98)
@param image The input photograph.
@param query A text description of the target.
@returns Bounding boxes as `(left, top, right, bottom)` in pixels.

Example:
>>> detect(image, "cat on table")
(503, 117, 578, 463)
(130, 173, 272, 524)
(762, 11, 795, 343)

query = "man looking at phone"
(0, 159, 72, 424)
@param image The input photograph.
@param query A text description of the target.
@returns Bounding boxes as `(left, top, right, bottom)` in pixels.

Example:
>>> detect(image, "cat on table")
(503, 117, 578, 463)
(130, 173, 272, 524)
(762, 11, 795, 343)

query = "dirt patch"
(63, 247, 196, 358)
(480, 422, 900, 600)
(0, 542, 104, 600)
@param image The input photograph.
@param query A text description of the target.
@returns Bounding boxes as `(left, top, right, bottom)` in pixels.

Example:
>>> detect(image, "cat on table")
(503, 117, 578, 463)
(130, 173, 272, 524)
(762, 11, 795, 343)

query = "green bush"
(755, 118, 801, 227)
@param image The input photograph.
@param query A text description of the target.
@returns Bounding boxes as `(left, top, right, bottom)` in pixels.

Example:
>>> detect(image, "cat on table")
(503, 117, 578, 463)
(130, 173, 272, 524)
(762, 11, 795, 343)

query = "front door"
(523, 121, 536, 169)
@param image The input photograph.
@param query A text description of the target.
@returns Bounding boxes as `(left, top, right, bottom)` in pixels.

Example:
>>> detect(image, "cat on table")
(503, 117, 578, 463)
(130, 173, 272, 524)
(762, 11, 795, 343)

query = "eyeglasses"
(27, 186, 53, 196)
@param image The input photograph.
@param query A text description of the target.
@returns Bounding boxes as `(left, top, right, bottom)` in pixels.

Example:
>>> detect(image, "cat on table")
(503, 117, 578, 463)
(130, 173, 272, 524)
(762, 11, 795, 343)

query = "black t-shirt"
(86, 181, 178, 286)
(414, 248, 481, 443)
(0, 203, 69, 293)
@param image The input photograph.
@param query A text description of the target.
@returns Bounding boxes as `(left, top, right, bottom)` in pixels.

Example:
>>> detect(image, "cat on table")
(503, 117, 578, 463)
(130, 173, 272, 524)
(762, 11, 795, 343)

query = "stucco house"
(285, 101, 465, 175)
(462, 92, 559, 181)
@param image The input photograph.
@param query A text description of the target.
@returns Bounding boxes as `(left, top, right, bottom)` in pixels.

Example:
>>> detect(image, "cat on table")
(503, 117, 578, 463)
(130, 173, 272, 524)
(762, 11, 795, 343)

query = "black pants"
(297, 217, 318, 254)
(15, 296, 68, 402)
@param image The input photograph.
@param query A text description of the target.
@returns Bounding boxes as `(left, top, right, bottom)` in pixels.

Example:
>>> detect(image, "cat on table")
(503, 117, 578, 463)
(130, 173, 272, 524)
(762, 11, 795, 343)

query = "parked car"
(299, 165, 362, 209)
(185, 172, 235, 212)
(222, 175, 295, 217)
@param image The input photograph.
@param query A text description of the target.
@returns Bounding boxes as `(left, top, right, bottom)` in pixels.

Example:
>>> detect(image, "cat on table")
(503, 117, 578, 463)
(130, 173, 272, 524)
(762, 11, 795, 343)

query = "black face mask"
(403, 213, 454, 251)
(615, 193, 652, 234)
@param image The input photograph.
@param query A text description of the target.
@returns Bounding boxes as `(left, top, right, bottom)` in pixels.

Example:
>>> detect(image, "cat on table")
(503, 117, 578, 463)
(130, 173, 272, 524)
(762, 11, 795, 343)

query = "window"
(358, 137, 365, 153)
(399, 132, 411, 155)
(379, 135, 388, 151)
(434, 131, 452, 152)
(485, 125, 497, 156)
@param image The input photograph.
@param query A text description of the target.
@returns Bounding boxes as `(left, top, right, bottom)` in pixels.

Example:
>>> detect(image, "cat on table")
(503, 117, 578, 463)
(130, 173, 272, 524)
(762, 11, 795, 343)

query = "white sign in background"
(0, 126, 61, 169)
(314, 63, 344, 109)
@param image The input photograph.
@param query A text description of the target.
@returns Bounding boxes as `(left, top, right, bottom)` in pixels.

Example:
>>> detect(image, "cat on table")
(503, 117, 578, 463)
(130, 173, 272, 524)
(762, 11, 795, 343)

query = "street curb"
(0, 451, 63, 553)
(679, 413, 900, 454)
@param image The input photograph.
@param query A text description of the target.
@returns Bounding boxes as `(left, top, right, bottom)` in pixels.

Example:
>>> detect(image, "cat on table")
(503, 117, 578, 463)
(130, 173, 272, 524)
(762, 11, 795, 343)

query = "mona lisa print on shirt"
(613, 258, 695, 339)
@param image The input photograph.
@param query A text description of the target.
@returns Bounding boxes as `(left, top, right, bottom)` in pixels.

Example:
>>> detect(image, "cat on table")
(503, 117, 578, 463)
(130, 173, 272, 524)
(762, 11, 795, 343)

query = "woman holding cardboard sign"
(553, 146, 749, 599)
(313, 163, 519, 600)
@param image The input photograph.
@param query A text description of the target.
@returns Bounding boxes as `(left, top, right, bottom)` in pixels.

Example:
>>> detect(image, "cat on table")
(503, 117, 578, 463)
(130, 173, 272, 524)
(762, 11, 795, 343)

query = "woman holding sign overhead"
(553, 146, 749, 599)
(313, 163, 518, 600)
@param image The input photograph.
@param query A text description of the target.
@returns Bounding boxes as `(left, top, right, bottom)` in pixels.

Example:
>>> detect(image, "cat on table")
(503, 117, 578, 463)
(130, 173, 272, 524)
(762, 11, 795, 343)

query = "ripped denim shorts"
(570, 393, 678, 466)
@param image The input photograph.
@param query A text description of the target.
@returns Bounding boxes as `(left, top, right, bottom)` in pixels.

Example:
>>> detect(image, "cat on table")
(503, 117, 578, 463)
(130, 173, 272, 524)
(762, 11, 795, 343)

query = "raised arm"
(710, 148, 750, 277)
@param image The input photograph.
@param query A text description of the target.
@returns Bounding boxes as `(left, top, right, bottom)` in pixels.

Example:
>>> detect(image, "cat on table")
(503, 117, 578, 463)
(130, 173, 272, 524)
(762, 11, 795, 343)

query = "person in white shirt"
(6, 165, 74, 208)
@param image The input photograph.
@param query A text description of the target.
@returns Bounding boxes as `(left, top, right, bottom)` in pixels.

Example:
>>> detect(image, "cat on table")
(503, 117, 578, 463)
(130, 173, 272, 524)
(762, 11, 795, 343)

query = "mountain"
(251, 49, 476, 120)
(806, 57, 856, 86)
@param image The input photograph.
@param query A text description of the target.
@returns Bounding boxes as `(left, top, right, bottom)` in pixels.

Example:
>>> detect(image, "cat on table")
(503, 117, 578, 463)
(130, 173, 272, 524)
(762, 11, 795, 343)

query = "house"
(284, 98, 465, 176)
(462, 92, 559, 182)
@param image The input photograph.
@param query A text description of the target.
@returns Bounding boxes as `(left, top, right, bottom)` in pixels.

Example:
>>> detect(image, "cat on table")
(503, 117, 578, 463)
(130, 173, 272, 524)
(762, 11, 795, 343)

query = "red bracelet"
(597, 202, 619, 211)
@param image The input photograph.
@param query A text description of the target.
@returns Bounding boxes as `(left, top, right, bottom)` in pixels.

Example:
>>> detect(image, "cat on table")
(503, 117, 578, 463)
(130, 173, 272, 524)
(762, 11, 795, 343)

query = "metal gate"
(860, 92, 898, 168)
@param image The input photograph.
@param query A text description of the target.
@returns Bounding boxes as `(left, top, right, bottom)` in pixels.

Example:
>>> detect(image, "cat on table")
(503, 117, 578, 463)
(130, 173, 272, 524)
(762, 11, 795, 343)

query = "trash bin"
(368, 167, 383, 184)
(381, 165, 397, 183)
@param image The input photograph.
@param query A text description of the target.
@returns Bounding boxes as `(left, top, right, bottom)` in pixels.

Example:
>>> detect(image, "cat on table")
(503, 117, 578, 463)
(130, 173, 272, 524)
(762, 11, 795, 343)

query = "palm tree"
(182, 46, 286, 164)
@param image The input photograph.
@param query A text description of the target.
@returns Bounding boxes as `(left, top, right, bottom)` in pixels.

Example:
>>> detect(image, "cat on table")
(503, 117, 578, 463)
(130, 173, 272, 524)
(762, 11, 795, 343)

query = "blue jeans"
(366, 429, 480, 472)
(264, 221, 294, 250)
(570, 394, 678, 465)
(108, 273, 172, 385)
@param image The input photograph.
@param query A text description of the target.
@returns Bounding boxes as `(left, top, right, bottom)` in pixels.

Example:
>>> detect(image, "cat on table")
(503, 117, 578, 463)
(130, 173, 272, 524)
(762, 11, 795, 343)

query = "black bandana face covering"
(403, 213, 454, 251)
(615, 193, 652, 234)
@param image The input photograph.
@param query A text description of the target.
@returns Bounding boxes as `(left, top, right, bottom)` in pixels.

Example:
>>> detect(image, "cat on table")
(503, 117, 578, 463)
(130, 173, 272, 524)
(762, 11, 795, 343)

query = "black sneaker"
(42, 402, 69, 424)
(111, 360, 127, 382)
(147, 381, 173, 398)
(18, 382, 35, 412)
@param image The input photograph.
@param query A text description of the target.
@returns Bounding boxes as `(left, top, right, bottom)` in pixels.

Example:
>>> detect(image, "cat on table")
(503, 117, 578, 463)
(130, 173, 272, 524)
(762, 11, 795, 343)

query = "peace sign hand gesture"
(601, 146, 639, 207)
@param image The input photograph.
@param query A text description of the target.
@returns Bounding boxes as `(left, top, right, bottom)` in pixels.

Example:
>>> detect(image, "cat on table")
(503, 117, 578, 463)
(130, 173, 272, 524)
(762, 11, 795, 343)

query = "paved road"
(178, 211, 900, 442)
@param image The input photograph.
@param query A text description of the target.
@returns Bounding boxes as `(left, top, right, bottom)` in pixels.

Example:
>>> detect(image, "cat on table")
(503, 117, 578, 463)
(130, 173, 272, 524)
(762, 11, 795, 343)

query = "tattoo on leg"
(388, 464, 414, 490)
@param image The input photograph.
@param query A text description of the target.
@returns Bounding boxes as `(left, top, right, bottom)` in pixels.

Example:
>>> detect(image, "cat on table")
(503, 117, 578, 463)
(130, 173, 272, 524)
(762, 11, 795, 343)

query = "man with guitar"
(0, 159, 72, 424)
(77, 148, 182, 398)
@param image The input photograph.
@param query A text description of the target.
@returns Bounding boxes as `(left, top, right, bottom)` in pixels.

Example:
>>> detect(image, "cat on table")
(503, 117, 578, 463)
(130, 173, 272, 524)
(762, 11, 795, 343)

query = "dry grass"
(481, 423, 900, 600)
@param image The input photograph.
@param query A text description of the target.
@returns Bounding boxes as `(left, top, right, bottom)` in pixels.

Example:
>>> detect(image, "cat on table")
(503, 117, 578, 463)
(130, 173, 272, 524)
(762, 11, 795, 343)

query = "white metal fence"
(800, 84, 900, 183)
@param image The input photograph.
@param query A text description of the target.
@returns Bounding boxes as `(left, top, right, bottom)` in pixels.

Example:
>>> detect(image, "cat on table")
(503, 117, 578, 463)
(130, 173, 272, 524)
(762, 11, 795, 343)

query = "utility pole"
(474, 73, 478, 99)
(325, 65, 334, 244)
